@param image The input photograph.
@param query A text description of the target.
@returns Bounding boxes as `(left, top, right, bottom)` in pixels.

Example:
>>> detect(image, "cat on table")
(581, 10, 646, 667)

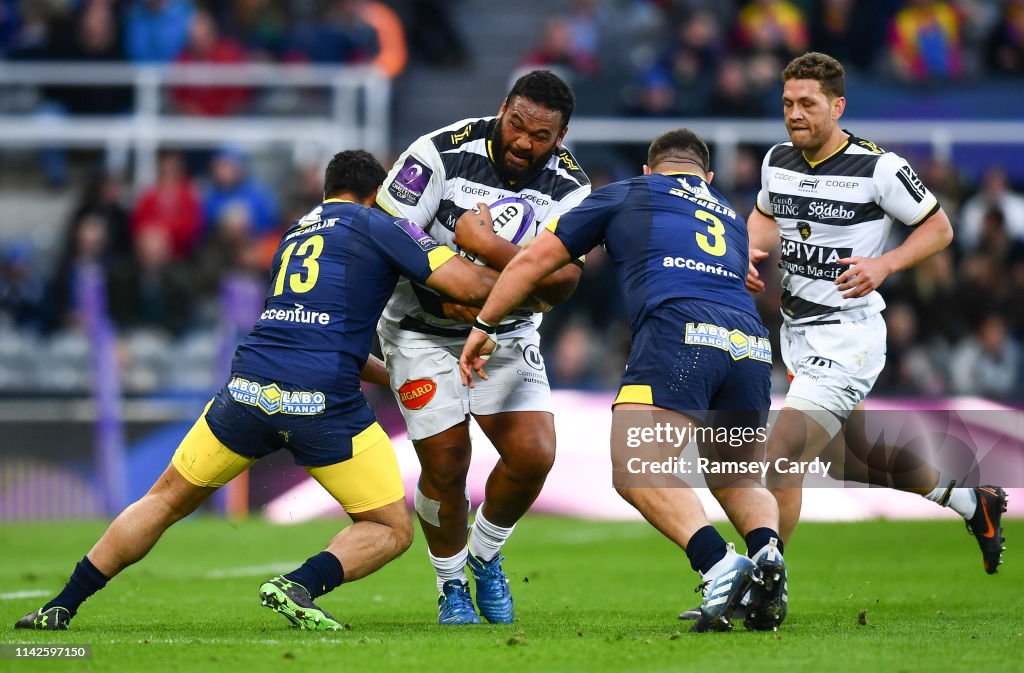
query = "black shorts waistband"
(398, 315, 532, 338)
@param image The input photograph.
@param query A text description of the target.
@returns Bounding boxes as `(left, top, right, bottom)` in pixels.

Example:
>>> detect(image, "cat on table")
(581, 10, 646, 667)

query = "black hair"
(647, 129, 711, 173)
(323, 150, 387, 201)
(505, 70, 576, 127)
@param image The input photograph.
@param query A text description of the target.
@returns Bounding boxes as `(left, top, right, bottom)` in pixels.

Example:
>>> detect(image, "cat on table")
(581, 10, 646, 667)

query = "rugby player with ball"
(375, 71, 591, 625)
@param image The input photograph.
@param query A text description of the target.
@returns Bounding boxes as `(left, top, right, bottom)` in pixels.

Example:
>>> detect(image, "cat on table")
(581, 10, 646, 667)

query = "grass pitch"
(1, 515, 1021, 672)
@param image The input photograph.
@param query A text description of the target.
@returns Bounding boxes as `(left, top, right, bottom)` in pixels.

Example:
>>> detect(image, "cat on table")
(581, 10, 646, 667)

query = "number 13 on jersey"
(273, 235, 324, 295)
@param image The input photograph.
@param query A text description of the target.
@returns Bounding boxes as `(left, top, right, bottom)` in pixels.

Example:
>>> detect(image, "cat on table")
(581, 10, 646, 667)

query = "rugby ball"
(460, 196, 536, 265)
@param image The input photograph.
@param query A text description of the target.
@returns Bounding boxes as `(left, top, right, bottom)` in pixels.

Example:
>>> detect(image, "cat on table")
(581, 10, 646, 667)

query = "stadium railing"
(0, 60, 1021, 187)
(0, 62, 392, 187)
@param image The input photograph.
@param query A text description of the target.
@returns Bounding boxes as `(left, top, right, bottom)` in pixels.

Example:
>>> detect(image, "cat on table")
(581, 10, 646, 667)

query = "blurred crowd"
(521, 0, 1024, 117)
(0, 0, 470, 76)
(541, 157, 1024, 401)
(0, 0, 1023, 401)
(2, 142, 1022, 400)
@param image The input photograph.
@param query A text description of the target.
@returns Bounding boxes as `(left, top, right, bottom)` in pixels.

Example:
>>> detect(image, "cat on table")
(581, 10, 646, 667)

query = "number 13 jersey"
(231, 199, 454, 394)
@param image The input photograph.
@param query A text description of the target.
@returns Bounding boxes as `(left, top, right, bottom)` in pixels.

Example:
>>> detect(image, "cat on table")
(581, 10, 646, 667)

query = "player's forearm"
(531, 263, 581, 307)
(477, 237, 577, 307)
(472, 236, 519, 271)
(360, 354, 389, 387)
(748, 209, 780, 250)
(878, 209, 953, 275)
(478, 247, 567, 324)
(450, 266, 499, 307)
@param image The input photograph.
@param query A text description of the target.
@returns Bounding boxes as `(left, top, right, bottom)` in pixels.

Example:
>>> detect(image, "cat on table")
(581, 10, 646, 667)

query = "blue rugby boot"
(744, 537, 788, 631)
(438, 580, 482, 625)
(690, 543, 758, 633)
(467, 554, 514, 624)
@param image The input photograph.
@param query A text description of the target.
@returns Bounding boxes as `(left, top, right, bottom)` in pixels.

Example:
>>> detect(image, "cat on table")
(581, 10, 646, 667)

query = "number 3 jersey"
(375, 116, 590, 345)
(230, 199, 455, 394)
(755, 134, 940, 324)
(549, 171, 759, 332)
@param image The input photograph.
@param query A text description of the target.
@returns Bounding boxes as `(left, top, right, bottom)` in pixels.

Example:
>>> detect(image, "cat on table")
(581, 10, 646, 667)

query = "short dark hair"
(323, 150, 387, 201)
(647, 129, 710, 173)
(782, 52, 845, 99)
(506, 70, 576, 127)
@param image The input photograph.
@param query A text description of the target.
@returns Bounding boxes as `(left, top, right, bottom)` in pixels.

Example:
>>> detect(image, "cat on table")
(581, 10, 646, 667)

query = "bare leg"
(766, 407, 833, 545)
(88, 464, 216, 577)
(713, 485, 780, 539)
(611, 404, 713, 550)
(825, 402, 939, 495)
(615, 486, 710, 549)
(325, 499, 413, 582)
(413, 421, 473, 557)
(473, 411, 556, 526)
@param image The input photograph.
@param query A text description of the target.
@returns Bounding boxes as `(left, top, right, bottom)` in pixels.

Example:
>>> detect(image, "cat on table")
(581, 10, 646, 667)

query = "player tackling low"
(15, 151, 497, 631)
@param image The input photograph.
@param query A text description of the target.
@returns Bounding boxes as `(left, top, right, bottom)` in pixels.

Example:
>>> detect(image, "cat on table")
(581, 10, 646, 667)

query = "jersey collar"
(322, 198, 356, 205)
(802, 133, 851, 169)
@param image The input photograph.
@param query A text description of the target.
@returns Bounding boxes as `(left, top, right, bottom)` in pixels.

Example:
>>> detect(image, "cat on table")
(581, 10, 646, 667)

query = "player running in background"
(460, 129, 787, 633)
(375, 71, 590, 625)
(15, 150, 498, 631)
(745, 52, 1007, 570)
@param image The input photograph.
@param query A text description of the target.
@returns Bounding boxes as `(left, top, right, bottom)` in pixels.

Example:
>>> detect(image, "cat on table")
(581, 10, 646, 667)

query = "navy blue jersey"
(231, 199, 455, 393)
(548, 172, 758, 331)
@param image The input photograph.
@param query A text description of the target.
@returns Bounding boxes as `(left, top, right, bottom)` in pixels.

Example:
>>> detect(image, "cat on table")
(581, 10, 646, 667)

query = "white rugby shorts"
(781, 312, 886, 422)
(379, 330, 552, 441)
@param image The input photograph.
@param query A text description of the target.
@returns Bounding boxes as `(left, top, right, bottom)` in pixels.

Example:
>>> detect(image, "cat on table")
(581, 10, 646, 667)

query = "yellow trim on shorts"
(614, 384, 654, 405)
(427, 246, 457, 271)
(171, 402, 255, 488)
(545, 217, 560, 233)
(305, 421, 405, 513)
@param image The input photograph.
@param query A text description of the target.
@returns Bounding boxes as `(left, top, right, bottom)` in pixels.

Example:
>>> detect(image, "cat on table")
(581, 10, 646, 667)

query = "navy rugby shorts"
(616, 299, 772, 423)
(204, 372, 378, 467)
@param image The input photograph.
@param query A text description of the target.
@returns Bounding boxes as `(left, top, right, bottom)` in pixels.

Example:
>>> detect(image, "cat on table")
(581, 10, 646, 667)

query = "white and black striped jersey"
(376, 116, 591, 344)
(756, 134, 939, 325)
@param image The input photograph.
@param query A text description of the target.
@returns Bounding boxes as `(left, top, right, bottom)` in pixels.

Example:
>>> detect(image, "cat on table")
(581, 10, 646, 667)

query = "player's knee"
(357, 501, 415, 556)
(390, 514, 414, 554)
(421, 463, 469, 496)
(505, 447, 555, 483)
(146, 485, 203, 525)
(416, 443, 471, 494)
(766, 426, 806, 461)
(501, 433, 555, 482)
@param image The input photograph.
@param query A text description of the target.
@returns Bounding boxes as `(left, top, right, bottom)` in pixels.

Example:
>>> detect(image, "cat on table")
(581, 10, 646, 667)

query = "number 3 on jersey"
(695, 210, 726, 257)
(273, 235, 323, 295)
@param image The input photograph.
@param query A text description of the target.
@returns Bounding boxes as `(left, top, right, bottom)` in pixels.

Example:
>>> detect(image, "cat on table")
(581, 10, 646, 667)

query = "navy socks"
(283, 552, 345, 599)
(44, 556, 109, 617)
